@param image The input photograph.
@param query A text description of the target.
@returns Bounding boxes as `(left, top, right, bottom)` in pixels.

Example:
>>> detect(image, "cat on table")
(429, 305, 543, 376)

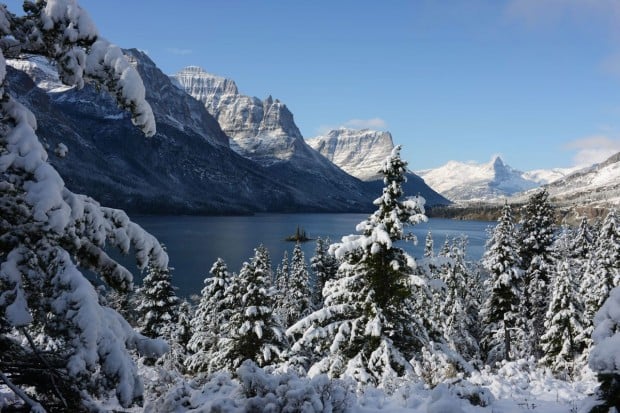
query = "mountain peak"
(490, 155, 504, 167)
(416, 157, 538, 202)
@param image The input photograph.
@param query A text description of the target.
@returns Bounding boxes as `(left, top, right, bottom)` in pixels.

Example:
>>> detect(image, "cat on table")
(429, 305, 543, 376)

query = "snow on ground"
(123, 359, 599, 413)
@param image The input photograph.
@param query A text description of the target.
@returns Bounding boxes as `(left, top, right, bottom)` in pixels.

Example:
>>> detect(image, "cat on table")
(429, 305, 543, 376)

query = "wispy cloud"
(342, 118, 387, 130)
(564, 135, 620, 167)
(166, 47, 193, 56)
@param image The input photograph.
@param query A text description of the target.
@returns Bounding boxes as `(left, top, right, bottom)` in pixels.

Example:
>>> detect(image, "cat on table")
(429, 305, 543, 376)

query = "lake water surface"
(125, 214, 494, 297)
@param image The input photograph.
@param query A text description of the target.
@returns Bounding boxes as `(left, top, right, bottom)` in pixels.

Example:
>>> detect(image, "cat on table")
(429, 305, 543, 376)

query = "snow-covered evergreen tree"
(580, 208, 620, 353)
(280, 243, 313, 329)
(287, 146, 429, 389)
(517, 189, 556, 359)
(310, 237, 338, 308)
(185, 258, 232, 374)
(480, 203, 523, 365)
(424, 231, 434, 258)
(441, 239, 480, 363)
(212, 257, 286, 372)
(0, 1, 165, 409)
(589, 285, 620, 411)
(539, 260, 584, 378)
(136, 254, 180, 339)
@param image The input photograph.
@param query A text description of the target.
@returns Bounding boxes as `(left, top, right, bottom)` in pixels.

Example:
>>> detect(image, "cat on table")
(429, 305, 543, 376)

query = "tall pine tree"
(517, 189, 556, 358)
(136, 253, 180, 339)
(280, 243, 313, 329)
(287, 146, 429, 388)
(212, 254, 286, 372)
(185, 258, 232, 374)
(539, 260, 584, 378)
(481, 203, 523, 365)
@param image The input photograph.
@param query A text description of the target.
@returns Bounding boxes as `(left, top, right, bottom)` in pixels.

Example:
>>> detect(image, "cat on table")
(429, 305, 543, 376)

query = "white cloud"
(342, 118, 388, 130)
(565, 135, 620, 167)
(166, 48, 193, 56)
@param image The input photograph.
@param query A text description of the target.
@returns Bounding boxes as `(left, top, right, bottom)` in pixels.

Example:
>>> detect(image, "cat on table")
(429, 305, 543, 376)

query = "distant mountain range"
(417, 152, 620, 212)
(7, 52, 445, 215)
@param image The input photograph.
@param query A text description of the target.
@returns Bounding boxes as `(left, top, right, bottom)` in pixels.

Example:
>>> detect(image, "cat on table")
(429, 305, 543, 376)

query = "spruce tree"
(287, 146, 429, 388)
(539, 260, 584, 378)
(136, 254, 180, 339)
(185, 258, 232, 374)
(310, 237, 338, 308)
(580, 209, 620, 350)
(481, 203, 523, 365)
(589, 285, 620, 412)
(441, 239, 480, 362)
(213, 257, 286, 372)
(280, 243, 313, 329)
(517, 189, 556, 359)
(424, 231, 434, 258)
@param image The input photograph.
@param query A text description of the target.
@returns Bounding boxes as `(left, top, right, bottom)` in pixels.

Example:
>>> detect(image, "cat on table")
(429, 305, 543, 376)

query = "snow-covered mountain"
(7, 51, 372, 214)
(307, 128, 395, 181)
(308, 128, 450, 205)
(539, 152, 620, 207)
(522, 167, 580, 185)
(416, 156, 540, 202)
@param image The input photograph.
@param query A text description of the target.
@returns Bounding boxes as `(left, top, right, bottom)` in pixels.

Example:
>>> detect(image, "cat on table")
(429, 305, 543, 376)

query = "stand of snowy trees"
(2, 1, 620, 412)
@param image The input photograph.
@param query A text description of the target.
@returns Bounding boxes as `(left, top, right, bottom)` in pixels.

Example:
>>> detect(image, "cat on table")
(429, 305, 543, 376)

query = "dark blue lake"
(123, 214, 494, 297)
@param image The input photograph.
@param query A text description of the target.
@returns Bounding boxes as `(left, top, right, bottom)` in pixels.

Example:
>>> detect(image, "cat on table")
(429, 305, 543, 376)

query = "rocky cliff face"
(6, 51, 370, 214)
(173, 67, 304, 164)
(307, 128, 395, 181)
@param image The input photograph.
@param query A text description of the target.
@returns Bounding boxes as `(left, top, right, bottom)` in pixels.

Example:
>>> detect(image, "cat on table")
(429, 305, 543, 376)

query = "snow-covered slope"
(522, 167, 581, 185)
(540, 152, 620, 207)
(307, 128, 395, 181)
(416, 156, 540, 202)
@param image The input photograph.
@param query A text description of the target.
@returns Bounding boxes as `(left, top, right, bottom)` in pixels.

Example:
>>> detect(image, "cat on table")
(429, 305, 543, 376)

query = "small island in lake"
(285, 225, 312, 242)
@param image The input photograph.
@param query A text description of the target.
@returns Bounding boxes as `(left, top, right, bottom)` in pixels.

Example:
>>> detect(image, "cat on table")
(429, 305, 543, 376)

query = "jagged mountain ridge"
(416, 156, 541, 202)
(173, 66, 304, 165)
(308, 128, 450, 206)
(7, 50, 371, 214)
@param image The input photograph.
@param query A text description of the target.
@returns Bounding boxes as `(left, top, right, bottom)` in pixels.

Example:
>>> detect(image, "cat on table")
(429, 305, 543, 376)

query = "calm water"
(121, 214, 494, 297)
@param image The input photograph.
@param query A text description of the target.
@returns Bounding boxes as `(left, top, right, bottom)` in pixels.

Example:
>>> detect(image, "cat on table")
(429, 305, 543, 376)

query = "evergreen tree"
(424, 231, 434, 258)
(517, 189, 556, 358)
(580, 209, 620, 350)
(480, 203, 523, 365)
(310, 237, 338, 308)
(589, 285, 620, 412)
(280, 243, 313, 328)
(441, 238, 480, 362)
(213, 257, 286, 372)
(287, 146, 429, 388)
(0, 2, 164, 409)
(136, 254, 180, 339)
(539, 260, 584, 378)
(185, 258, 232, 374)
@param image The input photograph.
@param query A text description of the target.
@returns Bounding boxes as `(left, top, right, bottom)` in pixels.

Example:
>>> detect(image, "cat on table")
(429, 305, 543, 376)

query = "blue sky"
(7, 0, 620, 171)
